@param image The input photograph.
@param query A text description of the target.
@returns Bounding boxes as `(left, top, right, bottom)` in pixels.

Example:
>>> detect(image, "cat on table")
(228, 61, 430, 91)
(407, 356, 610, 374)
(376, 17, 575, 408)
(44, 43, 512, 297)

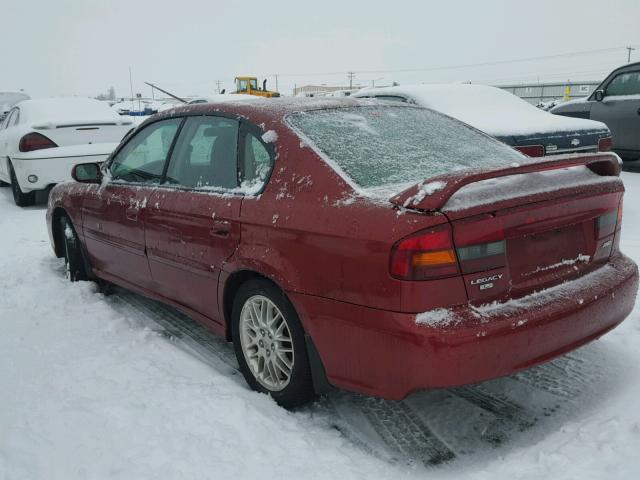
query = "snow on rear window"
(287, 106, 525, 190)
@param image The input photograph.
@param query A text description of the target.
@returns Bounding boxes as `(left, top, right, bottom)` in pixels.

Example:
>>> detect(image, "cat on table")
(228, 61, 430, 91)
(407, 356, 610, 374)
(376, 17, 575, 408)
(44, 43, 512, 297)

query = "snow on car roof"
(155, 96, 384, 122)
(17, 97, 126, 126)
(354, 84, 608, 137)
(186, 93, 262, 104)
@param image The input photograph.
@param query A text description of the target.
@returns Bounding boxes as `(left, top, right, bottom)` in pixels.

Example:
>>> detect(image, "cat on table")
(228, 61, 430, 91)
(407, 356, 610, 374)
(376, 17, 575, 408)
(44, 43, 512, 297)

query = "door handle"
(211, 219, 231, 237)
(126, 207, 139, 221)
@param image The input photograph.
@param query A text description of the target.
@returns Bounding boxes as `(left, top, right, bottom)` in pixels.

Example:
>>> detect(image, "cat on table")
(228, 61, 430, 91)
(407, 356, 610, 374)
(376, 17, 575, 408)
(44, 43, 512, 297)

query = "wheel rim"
(239, 295, 294, 391)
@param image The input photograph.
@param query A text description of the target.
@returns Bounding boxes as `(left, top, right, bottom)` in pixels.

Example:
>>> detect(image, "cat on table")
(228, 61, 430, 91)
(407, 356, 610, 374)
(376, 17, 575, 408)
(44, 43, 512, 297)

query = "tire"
(60, 216, 89, 282)
(9, 162, 35, 207)
(231, 278, 315, 408)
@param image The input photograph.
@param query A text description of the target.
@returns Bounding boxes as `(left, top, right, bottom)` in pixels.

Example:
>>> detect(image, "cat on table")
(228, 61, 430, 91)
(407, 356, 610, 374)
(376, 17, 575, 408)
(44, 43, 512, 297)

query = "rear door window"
(239, 131, 273, 193)
(110, 118, 182, 184)
(165, 116, 240, 190)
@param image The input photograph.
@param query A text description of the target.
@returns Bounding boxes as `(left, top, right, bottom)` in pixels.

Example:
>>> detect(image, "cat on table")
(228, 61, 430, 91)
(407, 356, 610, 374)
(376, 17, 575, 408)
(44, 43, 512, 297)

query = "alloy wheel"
(239, 295, 294, 391)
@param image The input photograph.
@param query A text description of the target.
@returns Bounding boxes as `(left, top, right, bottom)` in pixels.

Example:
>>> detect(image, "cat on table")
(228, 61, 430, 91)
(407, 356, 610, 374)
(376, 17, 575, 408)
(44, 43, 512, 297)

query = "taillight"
(514, 145, 545, 157)
(19, 132, 58, 152)
(596, 209, 618, 239)
(598, 137, 613, 152)
(390, 226, 459, 280)
(617, 198, 623, 227)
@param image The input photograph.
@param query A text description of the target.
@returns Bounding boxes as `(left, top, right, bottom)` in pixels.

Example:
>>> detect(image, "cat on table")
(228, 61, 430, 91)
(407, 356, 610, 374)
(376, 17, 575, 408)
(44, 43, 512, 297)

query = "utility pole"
(216, 80, 222, 94)
(347, 71, 355, 90)
(626, 46, 636, 63)
(275, 74, 279, 92)
(128, 67, 134, 110)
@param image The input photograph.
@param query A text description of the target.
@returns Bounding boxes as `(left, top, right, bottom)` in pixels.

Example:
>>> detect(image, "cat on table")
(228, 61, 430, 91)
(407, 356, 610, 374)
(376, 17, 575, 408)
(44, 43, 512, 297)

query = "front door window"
(606, 71, 640, 97)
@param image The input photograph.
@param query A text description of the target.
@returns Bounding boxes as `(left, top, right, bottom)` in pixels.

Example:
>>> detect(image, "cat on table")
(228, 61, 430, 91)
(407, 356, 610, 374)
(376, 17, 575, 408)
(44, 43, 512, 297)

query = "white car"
(354, 84, 612, 158)
(0, 97, 133, 206)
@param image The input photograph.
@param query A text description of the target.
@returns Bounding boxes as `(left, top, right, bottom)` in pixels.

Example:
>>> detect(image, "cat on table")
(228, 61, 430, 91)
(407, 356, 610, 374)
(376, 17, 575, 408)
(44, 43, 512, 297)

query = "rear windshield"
(287, 106, 526, 190)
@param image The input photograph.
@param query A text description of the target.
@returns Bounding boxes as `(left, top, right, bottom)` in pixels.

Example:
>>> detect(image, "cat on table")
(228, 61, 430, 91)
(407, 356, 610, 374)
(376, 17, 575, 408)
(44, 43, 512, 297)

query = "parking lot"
(3, 1, 640, 478)
(1, 168, 639, 479)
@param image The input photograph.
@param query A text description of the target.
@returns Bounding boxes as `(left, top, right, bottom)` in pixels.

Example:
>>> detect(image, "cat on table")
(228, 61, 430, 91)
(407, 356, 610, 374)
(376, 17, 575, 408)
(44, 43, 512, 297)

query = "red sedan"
(46, 98, 638, 408)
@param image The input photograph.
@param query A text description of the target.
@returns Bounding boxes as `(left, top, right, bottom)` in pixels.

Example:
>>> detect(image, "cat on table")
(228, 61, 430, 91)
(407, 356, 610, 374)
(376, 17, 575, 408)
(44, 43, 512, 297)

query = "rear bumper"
(290, 254, 638, 400)
(11, 153, 109, 192)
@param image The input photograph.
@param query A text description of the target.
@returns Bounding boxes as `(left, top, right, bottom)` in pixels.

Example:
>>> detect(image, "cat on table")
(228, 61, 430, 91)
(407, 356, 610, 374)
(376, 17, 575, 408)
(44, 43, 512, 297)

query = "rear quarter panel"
(225, 124, 468, 312)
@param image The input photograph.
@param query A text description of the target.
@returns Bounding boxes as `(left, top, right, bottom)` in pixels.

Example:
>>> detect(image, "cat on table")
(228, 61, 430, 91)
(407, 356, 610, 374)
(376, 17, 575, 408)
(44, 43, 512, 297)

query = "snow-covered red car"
(354, 84, 613, 157)
(0, 97, 133, 206)
(46, 98, 638, 408)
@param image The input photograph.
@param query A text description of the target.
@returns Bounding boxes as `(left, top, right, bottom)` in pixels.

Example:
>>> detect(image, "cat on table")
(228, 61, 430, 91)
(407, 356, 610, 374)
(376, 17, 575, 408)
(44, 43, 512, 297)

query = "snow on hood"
(354, 84, 608, 137)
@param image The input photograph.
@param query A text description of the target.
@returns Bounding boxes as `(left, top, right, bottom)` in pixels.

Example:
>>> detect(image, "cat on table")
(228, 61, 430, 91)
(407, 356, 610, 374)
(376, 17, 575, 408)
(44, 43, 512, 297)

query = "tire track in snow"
(104, 286, 602, 468)
(348, 396, 456, 466)
(450, 384, 537, 432)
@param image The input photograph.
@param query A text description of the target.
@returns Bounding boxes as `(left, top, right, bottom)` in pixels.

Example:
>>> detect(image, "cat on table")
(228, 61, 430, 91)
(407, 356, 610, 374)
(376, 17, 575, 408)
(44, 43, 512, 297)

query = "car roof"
(149, 96, 384, 126)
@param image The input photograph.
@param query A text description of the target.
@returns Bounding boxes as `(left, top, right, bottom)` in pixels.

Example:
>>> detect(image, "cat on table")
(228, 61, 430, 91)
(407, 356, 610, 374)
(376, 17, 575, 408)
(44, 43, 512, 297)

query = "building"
(497, 81, 601, 105)
(293, 85, 364, 97)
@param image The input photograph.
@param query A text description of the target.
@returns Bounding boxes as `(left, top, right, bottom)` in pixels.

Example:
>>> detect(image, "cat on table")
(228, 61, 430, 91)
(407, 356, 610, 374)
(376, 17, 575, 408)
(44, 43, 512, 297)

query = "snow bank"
(0, 172, 639, 480)
(0, 189, 399, 480)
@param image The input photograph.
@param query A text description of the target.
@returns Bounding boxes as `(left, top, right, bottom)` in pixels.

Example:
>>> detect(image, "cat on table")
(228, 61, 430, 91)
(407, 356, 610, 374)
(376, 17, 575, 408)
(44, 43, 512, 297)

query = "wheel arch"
(51, 207, 69, 258)
(222, 267, 333, 395)
(222, 269, 285, 341)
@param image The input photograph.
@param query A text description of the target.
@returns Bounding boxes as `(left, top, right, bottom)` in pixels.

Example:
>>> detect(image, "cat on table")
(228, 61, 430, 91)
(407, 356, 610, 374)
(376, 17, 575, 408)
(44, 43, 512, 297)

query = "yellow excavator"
(234, 76, 280, 97)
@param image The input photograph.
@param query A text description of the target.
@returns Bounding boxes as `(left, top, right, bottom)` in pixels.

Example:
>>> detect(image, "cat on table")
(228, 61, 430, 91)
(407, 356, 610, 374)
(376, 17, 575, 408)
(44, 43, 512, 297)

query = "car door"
(144, 115, 245, 323)
(81, 117, 183, 289)
(591, 69, 640, 152)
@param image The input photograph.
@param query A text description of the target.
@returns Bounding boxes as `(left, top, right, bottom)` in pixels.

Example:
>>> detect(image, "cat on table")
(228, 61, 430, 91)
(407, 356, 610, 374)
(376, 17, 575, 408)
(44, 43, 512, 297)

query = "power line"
(264, 45, 639, 78)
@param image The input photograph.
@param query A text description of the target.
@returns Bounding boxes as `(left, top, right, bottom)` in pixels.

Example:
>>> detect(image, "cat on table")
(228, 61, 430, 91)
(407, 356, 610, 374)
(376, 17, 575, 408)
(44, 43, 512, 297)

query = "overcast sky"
(1, 0, 639, 98)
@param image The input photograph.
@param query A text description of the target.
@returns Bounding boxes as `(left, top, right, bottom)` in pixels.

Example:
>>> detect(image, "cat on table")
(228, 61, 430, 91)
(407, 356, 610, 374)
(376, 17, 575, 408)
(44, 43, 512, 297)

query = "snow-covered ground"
(1, 170, 639, 480)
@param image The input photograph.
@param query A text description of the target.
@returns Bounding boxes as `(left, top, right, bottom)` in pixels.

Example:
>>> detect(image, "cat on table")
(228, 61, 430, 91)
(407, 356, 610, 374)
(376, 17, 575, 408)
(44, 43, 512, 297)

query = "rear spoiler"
(32, 119, 133, 129)
(390, 153, 621, 212)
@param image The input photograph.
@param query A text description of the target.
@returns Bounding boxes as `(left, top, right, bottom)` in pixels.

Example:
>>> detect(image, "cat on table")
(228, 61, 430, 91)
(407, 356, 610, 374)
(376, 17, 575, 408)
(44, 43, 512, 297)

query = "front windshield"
(287, 106, 527, 189)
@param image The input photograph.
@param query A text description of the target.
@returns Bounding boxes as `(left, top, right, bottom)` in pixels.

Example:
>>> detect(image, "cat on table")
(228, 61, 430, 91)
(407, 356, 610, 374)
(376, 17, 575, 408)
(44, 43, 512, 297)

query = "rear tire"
(60, 216, 89, 282)
(9, 162, 35, 207)
(231, 278, 315, 409)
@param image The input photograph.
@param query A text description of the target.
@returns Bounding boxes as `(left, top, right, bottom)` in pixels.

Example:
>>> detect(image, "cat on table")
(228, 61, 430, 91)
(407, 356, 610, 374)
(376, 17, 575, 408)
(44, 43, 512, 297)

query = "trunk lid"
(32, 120, 133, 147)
(390, 154, 624, 303)
(498, 128, 610, 155)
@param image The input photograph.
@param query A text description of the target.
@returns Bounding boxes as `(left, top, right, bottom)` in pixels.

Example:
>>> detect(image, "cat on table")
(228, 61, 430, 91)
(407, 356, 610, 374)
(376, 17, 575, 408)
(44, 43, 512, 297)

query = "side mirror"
(594, 90, 605, 102)
(72, 162, 102, 184)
